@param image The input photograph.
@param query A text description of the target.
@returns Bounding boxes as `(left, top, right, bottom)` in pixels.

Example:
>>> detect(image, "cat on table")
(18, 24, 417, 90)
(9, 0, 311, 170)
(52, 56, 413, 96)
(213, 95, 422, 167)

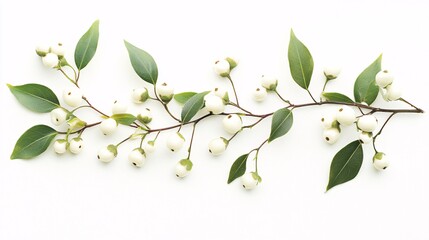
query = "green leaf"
(174, 92, 197, 104)
(124, 40, 158, 85)
(353, 54, 382, 105)
(227, 154, 249, 184)
(8, 83, 60, 113)
(74, 20, 99, 70)
(268, 108, 293, 142)
(181, 91, 210, 123)
(322, 92, 354, 103)
(111, 113, 137, 125)
(11, 125, 57, 160)
(288, 29, 314, 90)
(326, 140, 363, 191)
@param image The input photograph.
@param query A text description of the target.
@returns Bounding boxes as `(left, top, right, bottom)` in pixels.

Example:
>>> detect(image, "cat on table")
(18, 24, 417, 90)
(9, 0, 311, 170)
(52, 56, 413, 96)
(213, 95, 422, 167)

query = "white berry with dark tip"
(261, 75, 278, 91)
(321, 113, 337, 129)
(97, 145, 117, 163)
(112, 100, 128, 114)
(204, 95, 225, 114)
(223, 114, 242, 134)
(213, 59, 230, 77)
(128, 148, 146, 167)
(208, 137, 228, 156)
(50, 108, 68, 126)
(69, 138, 83, 154)
(357, 115, 378, 132)
(63, 87, 83, 107)
(323, 128, 340, 144)
(253, 87, 267, 102)
(54, 139, 68, 154)
(241, 172, 261, 190)
(375, 70, 394, 88)
(336, 106, 356, 126)
(175, 159, 193, 178)
(137, 108, 152, 124)
(100, 118, 118, 135)
(156, 82, 174, 102)
(358, 131, 373, 144)
(373, 152, 389, 170)
(50, 43, 65, 57)
(166, 132, 185, 152)
(42, 53, 59, 68)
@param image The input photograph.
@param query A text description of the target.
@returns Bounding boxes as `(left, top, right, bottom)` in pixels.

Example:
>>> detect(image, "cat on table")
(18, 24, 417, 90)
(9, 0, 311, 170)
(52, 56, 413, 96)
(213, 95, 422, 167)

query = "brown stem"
(227, 75, 240, 106)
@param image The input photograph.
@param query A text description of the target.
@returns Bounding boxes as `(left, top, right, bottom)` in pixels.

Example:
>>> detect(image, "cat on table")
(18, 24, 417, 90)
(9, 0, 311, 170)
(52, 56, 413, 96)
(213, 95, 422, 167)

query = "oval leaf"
(111, 113, 137, 126)
(181, 91, 210, 123)
(353, 54, 382, 105)
(8, 83, 60, 113)
(11, 125, 57, 160)
(174, 92, 197, 104)
(124, 40, 158, 85)
(268, 108, 293, 142)
(288, 29, 314, 90)
(227, 154, 249, 184)
(326, 140, 363, 191)
(74, 20, 99, 70)
(322, 92, 354, 103)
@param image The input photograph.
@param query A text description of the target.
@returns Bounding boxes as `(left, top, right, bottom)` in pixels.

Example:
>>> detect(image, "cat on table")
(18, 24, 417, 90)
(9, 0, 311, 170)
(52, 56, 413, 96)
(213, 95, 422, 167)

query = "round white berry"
(208, 137, 228, 156)
(42, 53, 59, 68)
(357, 115, 378, 132)
(323, 66, 341, 80)
(253, 87, 267, 102)
(112, 100, 128, 114)
(375, 70, 394, 88)
(54, 139, 68, 154)
(63, 87, 83, 107)
(223, 114, 242, 134)
(320, 113, 337, 129)
(213, 59, 230, 77)
(241, 172, 260, 190)
(97, 145, 117, 163)
(35, 43, 50, 56)
(261, 75, 278, 91)
(358, 131, 373, 144)
(335, 106, 356, 126)
(50, 43, 65, 57)
(156, 82, 174, 102)
(373, 152, 389, 171)
(50, 108, 68, 126)
(100, 118, 118, 135)
(128, 148, 146, 167)
(386, 83, 402, 101)
(166, 132, 185, 152)
(213, 87, 228, 100)
(204, 95, 225, 114)
(137, 108, 152, 124)
(323, 128, 340, 144)
(69, 137, 83, 154)
(175, 159, 193, 178)
(142, 140, 156, 154)
(132, 87, 149, 103)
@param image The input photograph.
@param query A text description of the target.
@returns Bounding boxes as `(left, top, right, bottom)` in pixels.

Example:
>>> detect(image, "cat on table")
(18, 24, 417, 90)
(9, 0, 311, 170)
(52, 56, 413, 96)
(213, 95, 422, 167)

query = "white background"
(1, 0, 428, 239)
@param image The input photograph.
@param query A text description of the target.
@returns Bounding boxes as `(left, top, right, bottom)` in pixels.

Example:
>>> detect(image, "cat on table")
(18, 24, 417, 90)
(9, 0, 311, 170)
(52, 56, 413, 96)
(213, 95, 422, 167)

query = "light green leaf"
(288, 29, 314, 90)
(268, 108, 293, 142)
(353, 54, 382, 105)
(74, 20, 99, 70)
(227, 154, 249, 184)
(111, 113, 137, 126)
(181, 91, 210, 123)
(11, 125, 57, 160)
(322, 92, 354, 103)
(124, 40, 158, 85)
(174, 92, 197, 104)
(8, 83, 60, 113)
(326, 140, 363, 191)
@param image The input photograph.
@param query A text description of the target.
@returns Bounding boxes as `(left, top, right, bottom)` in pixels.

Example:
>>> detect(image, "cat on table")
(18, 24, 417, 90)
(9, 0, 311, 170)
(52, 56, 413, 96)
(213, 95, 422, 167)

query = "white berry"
(166, 132, 185, 152)
(97, 145, 117, 163)
(261, 75, 278, 91)
(373, 152, 389, 171)
(69, 138, 83, 154)
(358, 131, 373, 144)
(375, 70, 394, 88)
(213, 87, 228, 100)
(42, 53, 59, 68)
(175, 159, 193, 178)
(63, 87, 83, 107)
(137, 108, 152, 124)
(100, 118, 118, 135)
(336, 106, 356, 126)
(386, 83, 402, 101)
(323, 66, 341, 80)
(357, 115, 378, 132)
(156, 82, 174, 102)
(35, 43, 50, 56)
(54, 140, 67, 154)
(379, 87, 389, 101)
(142, 140, 156, 154)
(50, 43, 65, 57)
(50, 108, 68, 126)
(128, 148, 146, 167)
(323, 128, 340, 144)
(208, 137, 228, 156)
(321, 113, 337, 129)
(241, 172, 260, 190)
(223, 114, 242, 134)
(204, 95, 225, 114)
(111, 100, 128, 114)
(213, 59, 230, 77)
(132, 87, 149, 103)
(253, 87, 267, 102)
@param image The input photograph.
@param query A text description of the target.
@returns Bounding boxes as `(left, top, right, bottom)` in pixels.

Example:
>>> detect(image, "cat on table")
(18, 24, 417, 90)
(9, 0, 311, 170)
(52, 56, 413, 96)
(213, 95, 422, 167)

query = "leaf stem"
(306, 89, 317, 103)
(274, 89, 291, 104)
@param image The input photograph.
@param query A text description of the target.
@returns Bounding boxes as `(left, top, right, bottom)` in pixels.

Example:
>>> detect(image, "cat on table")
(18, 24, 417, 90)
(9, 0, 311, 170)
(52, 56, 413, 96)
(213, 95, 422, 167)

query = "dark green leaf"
(288, 29, 314, 90)
(174, 92, 197, 104)
(181, 91, 210, 123)
(326, 140, 363, 191)
(124, 40, 158, 84)
(111, 114, 137, 125)
(227, 154, 249, 184)
(353, 54, 382, 105)
(322, 92, 354, 103)
(11, 125, 57, 160)
(268, 108, 293, 142)
(74, 20, 99, 70)
(8, 83, 60, 113)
